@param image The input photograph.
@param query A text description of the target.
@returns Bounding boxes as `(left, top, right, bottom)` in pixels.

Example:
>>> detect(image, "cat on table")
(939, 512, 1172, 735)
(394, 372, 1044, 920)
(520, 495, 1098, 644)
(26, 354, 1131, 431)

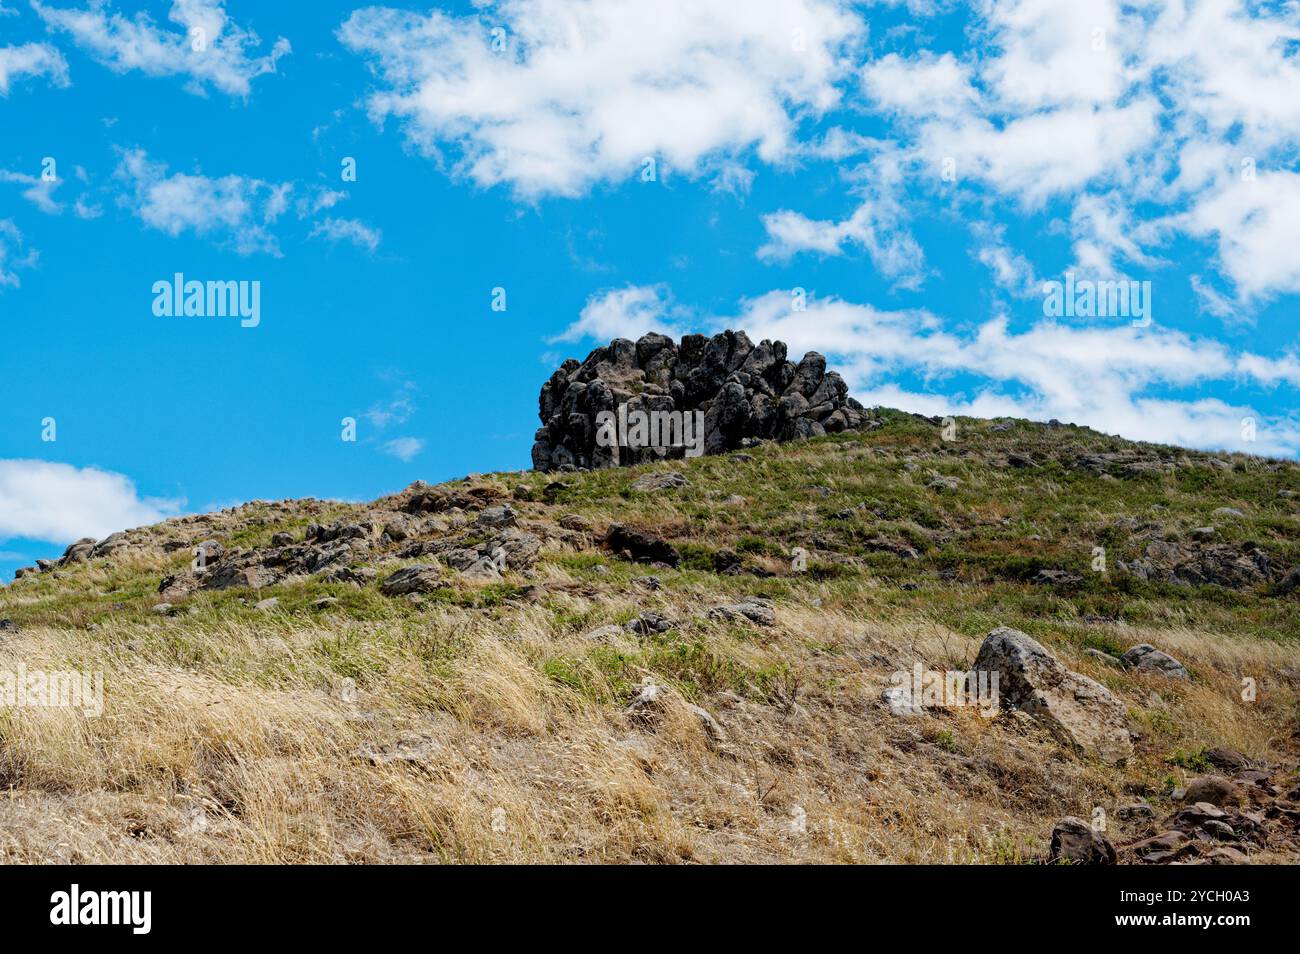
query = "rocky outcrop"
(1119, 539, 1273, 589)
(531, 330, 872, 471)
(973, 626, 1133, 765)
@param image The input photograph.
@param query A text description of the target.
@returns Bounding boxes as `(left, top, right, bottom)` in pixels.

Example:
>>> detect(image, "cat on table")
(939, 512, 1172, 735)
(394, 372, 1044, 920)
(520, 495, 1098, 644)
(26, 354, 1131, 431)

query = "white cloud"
(33, 0, 289, 99)
(381, 437, 424, 462)
(1178, 170, 1300, 303)
(338, 0, 865, 197)
(971, 223, 1039, 298)
(0, 168, 64, 214)
(0, 42, 69, 94)
(310, 216, 381, 253)
(0, 459, 182, 543)
(550, 284, 679, 343)
(113, 147, 288, 256)
(553, 284, 1300, 455)
(759, 148, 925, 285)
(0, 219, 38, 289)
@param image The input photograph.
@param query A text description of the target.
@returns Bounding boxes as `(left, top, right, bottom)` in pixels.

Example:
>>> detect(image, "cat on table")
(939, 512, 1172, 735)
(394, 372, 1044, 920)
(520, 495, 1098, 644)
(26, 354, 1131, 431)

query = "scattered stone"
(722, 494, 747, 505)
(1120, 643, 1190, 680)
(1183, 775, 1243, 807)
(151, 603, 173, 615)
(630, 472, 690, 492)
(882, 685, 925, 717)
(584, 624, 626, 643)
(0, 619, 17, 635)
(1205, 747, 1253, 773)
(623, 611, 673, 635)
(707, 597, 776, 627)
(603, 524, 681, 567)
(254, 597, 279, 611)
(474, 504, 518, 529)
(380, 565, 443, 596)
(1190, 526, 1216, 540)
(973, 626, 1133, 764)
(1048, 817, 1116, 864)
(632, 575, 663, 591)
(1032, 569, 1083, 586)
(927, 475, 961, 491)
(460, 559, 502, 582)
(1213, 507, 1245, 518)
(1007, 453, 1038, 469)
(1083, 648, 1122, 666)
(312, 597, 338, 610)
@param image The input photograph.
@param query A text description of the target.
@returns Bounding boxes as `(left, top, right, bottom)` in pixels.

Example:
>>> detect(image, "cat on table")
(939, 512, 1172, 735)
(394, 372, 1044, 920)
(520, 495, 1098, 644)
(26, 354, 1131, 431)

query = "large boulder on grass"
(973, 626, 1133, 764)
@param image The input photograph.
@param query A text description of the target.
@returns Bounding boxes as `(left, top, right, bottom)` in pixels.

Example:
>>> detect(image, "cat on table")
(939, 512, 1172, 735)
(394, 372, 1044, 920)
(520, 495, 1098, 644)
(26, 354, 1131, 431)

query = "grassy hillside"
(2, 410, 1298, 863)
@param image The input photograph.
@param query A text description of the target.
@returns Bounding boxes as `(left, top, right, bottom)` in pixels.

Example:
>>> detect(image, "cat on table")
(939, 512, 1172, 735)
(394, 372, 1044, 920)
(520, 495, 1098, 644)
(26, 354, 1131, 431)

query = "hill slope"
(2, 410, 1299, 863)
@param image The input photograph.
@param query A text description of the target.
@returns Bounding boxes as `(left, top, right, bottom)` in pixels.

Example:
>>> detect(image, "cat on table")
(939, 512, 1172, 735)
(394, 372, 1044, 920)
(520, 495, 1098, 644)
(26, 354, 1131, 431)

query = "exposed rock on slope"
(531, 330, 872, 470)
(974, 626, 1134, 765)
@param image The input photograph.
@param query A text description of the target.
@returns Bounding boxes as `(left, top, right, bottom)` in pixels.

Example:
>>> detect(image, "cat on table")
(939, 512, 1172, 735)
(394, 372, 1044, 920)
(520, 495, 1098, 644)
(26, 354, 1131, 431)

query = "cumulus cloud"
(113, 147, 287, 255)
(0, 459, 182, 542)
(843, 0, 1300, 308)
(758, 148, 924, 286)
(550, 284, 680, 343)
(338, 0, 864, 197)
(33, 0, 289, 98)
(0, 42, 69, 94)
(553, 284, 1300, 455)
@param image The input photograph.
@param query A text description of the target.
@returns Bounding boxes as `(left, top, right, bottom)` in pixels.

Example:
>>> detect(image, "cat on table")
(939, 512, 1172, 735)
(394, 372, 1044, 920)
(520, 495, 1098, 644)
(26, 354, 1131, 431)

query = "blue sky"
(2, 0, 1299, 580)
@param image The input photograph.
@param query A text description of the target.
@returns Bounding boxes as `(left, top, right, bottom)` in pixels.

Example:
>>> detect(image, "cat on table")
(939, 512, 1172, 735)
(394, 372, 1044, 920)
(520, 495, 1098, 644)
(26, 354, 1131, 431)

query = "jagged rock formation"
(531, 330, 871, 471)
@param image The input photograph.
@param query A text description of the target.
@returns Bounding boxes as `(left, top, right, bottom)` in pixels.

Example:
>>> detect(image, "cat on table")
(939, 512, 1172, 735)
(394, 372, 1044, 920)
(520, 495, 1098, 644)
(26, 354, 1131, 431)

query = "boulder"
(1121, 643, 1190, 679)
(707, 597, 776, 626)
(973, 626, 1133, 764)
(630, 472, 690, 493)
(603, 524, 680, 567)
(380, 565, 443, 596)
(1182, 775, 1243, 807)
(1048, 817, 1117, 864)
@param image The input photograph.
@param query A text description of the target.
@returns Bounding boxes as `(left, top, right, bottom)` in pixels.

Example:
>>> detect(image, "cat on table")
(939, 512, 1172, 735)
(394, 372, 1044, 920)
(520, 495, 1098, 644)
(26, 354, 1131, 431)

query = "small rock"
(632, 576, 663, 591)
(630, 472, 690, 493)
(254, 597, 279, 611)
(707, 597, 775, 626)
(474, 504, 518, 529)
(1190, 526, 1216, 540)
(1048, 817, 1116, 864)
(151, 603, 173, 615)
(1205, 747, 1253, 773)
(460, 559, 502, 582)
(623, 611, 673, 635)
(584, 624, 626, 643)
(380, 565, 443, 596)
(1182, 775, 1242, 807)
(722, 494, 747, 505)
(270, 531, 295, 547)
(312, 597, 338, 610)
(1083, 648, 1122, 666)
(1121, 643, 1190, 680)
(1212, 507, 1245, 518)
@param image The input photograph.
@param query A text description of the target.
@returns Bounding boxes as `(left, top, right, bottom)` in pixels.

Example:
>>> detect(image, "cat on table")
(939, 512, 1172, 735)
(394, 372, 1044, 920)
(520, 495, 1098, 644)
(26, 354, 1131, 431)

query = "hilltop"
(2, 407, 1299, 863)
